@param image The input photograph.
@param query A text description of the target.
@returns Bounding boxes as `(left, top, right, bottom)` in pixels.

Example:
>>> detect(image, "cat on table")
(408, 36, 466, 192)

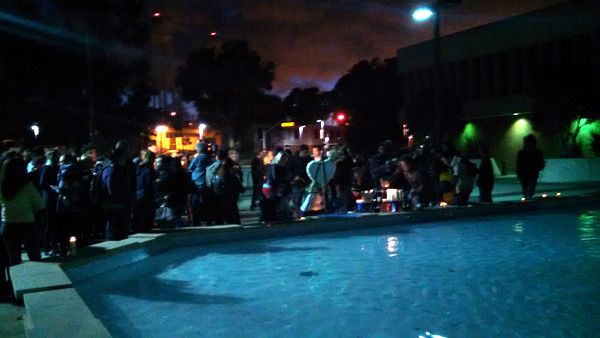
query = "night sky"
(149, 0, 566, 96)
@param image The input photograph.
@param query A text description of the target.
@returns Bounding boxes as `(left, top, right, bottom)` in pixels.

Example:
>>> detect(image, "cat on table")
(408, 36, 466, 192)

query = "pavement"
(2, 176, 599, 337)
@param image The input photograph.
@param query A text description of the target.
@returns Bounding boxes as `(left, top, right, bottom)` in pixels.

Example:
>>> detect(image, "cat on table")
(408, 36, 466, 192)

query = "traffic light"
(335, 112, 347, 123)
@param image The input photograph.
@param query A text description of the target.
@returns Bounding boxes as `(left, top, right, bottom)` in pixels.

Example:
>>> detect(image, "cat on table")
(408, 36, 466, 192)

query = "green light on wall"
(570, 118, 600, 157)
(458, 122, 480, 153)
(508, 118, 532, 138)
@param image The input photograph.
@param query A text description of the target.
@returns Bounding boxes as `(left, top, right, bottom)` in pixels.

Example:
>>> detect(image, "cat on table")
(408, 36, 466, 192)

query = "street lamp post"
(262, 120, 295, 150)
(30, 124, 40, 140)
(413, 2, 442, 139)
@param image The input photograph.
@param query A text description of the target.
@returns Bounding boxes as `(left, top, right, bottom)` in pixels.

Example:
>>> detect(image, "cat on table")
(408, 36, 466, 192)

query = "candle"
(69, 236, 77, 256)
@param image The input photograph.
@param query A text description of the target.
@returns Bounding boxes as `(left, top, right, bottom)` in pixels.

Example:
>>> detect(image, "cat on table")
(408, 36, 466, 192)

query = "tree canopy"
(176, 40, 277, 145)
(332, 57, 403, 154)
(0, 0, 155, 148)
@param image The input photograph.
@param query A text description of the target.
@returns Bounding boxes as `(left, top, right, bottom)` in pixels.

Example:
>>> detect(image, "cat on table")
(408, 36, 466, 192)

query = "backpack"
(211, 173, 225, 195)
(462, 158, 478, 178)
(90, 165, 108, 205)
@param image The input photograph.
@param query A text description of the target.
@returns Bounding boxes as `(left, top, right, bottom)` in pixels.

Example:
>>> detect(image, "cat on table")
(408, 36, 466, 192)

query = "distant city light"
(170, 111, 177, 116)
(152, 12, 161, 17)
(30, 124, 39, 137)
(155, 125, 168, 133)
(335, 112, 347, 122)
(412, 7, 434, 22)
(209, 31, 218, 37)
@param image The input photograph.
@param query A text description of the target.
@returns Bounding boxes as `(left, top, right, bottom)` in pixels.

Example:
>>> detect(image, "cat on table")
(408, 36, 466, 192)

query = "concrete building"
(397, 0, 600, 174)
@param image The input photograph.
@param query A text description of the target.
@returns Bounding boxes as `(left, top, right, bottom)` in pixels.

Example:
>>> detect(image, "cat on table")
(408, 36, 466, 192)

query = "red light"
(152, 12, 161, 17)
(336, 112, 346, 122)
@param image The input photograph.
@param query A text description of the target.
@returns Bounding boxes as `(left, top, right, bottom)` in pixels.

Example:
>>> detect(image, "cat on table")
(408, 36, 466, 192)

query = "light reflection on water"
(513, 221, 525, 234)
(419, 332, 447, 338)
(387, 236, 399, 257)
(578, 211, 600, 258)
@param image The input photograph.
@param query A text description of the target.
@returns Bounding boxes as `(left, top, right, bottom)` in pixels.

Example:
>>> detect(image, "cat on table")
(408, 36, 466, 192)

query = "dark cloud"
(153, 0, 565, 96)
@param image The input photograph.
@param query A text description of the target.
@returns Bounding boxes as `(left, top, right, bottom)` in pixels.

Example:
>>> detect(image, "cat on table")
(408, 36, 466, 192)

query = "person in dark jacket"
(132, 150, 156, 233)
(331, 146, 354, 212)
(477, 145, 495, 203)
(267, 151, 293, 221)
(39, 149, 59, 254)
(250, 149, 267, 210)
(102, 147, 131, 240)
(516, 134, 545, 199)
(169, 157, 195, 228)
(56, 154, 86, 254)
(188, 143, 215, 226)
(207, 150, 244, 225)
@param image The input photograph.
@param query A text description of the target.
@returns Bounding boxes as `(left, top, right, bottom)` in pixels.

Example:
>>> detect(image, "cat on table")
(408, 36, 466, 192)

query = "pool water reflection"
(76, 209, 600, 337)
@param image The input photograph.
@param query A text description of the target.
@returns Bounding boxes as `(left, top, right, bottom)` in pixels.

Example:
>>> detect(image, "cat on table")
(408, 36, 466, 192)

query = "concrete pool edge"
(11, 196, 600, 337)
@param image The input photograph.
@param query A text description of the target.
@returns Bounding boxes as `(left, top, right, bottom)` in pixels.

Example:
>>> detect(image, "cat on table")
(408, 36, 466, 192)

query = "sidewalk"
(237, 176, 600, 224)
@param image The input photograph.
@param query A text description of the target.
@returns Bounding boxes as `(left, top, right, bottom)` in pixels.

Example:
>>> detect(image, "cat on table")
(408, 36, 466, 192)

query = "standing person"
(265, 151, 293, 221)
(477, 145, 495, 203)
(207, 150, 244, 225)
(39, 149, 60, 254)
(250, 149, 266, 211)
(289, 145, 311, 216)
(188, 143, 215, 226)
(102, 148, 131, 240)
(169, 157, 195, 228)
(132, 150, 156, 233)
(398, 155, 432, 210)
(331, 146, 354, 212)
(0, 157, 44, 265)
(56, 154, 86, 254)
(441, 151, 474, 206)
(516, 134, 545, 199)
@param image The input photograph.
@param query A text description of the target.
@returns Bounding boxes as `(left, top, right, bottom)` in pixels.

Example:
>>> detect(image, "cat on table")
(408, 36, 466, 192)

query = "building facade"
(397, 0, 600, 173)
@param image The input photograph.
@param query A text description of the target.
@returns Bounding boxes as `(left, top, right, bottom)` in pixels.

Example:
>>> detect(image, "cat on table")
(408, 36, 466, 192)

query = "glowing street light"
(155, 125, 168, 153)
(412, 7, 434, 21)
(412, 2, 442, 138)
(30, 124, 40, 139)
(198, 123, 207, 140)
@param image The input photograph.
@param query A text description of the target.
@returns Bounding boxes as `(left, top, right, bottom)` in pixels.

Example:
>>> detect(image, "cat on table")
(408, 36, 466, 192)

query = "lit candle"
(69, 236, 77, 255)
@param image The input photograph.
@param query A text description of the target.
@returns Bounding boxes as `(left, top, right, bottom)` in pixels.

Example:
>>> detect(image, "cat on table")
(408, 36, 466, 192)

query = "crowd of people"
(0, 134, 545, 301)
(253, 141, 491, 222)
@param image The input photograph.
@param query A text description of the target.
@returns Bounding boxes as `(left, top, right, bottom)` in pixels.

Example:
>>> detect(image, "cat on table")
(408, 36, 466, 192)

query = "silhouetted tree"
(0, 0, 155, 148)
(282, 87, 332, 123)
(332, 58, 402, 154)
(176, 40, 276, 146)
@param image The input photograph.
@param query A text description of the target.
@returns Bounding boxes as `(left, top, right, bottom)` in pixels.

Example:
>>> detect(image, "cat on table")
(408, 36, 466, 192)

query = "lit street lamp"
(30, 124, 40, 139)
(262, 120, 295, 150)
(198, 123, 207, 141)
(155, 125, 168, 153)
(412, 2, 442, 139)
